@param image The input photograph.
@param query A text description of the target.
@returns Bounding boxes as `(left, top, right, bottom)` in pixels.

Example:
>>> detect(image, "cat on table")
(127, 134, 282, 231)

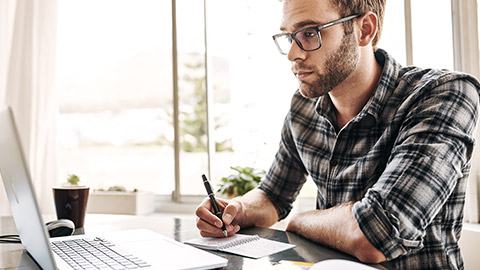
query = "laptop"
(0, 106, 228, 270)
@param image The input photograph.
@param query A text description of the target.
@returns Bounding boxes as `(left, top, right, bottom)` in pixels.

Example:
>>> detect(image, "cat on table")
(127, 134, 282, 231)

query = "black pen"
(202, 174, 228, 237)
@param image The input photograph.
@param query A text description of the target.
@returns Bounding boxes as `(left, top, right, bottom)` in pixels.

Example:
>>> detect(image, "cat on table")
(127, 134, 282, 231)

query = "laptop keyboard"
(52, 237, 151, 269)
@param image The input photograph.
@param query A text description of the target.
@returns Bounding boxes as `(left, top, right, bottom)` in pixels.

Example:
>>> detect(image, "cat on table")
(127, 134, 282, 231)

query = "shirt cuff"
(353, 193, 423, 260)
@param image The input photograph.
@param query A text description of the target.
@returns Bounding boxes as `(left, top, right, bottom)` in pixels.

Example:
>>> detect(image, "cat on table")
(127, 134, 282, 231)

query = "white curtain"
(0, 0, 58, 215)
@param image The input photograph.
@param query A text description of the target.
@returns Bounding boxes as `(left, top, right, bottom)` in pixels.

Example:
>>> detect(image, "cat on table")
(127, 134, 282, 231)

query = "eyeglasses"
(272, 14, 362, 55)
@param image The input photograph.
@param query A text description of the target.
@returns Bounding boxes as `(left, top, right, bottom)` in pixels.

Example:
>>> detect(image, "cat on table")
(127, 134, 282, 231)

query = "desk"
(0, 214, 382, 269)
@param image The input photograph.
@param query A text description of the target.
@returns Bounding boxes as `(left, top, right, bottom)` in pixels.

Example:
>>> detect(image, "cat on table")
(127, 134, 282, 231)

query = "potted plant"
(66, 174, 81, 185)
(86, 184, 154, 215)
(217, 166, 266, 198)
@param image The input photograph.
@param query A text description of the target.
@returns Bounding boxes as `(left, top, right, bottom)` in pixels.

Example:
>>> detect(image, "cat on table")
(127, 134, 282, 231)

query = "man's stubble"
(298, 31, 359, 98)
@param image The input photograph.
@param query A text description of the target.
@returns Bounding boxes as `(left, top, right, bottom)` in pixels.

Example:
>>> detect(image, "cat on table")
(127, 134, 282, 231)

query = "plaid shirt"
(258, 49, 480, 269)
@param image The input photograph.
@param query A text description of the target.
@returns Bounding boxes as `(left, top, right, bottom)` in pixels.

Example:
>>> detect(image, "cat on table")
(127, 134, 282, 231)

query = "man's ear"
(356, 12, 378, 47)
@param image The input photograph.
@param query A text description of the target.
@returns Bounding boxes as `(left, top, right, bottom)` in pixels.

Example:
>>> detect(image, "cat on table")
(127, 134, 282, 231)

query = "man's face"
(281, 0, 359, 98)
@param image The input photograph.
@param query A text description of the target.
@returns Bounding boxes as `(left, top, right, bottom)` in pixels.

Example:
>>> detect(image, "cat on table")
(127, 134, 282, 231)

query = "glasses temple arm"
(317, 13, 363, 31)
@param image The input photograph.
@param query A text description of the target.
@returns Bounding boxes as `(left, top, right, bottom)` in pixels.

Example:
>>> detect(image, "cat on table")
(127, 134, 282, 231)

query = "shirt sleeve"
(258, 106, 309, 220)
(353, 77, 479, 260)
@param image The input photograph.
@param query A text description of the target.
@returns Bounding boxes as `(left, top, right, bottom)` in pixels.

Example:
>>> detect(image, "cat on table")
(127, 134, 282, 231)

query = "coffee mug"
(52, 186, 89, 228)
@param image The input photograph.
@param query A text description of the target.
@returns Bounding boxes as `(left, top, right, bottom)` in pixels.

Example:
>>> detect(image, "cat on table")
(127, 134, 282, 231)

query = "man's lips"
(295, 71, 313, 79)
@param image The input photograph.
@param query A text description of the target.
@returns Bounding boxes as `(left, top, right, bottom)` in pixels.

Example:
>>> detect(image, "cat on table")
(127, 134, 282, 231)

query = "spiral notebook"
(184, 234, 295, 259)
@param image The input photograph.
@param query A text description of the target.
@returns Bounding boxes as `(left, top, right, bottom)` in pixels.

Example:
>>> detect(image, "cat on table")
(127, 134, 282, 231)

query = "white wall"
(459, 223, 480, 270)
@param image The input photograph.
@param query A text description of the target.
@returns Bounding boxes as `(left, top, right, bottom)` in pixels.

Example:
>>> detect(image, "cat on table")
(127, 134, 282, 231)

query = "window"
(379, 0, 453, 70)
(410, 0, 454, 69)
(56, 0, 174, 194)
(378, 0, 406, 65)
(174, 0, 299, 196)
(205, 0, 297, 193)
(55, 0, 297, 199)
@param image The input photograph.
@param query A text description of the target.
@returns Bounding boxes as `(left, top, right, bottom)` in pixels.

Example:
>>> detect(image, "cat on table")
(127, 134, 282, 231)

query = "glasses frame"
(272, 14, 363, 55)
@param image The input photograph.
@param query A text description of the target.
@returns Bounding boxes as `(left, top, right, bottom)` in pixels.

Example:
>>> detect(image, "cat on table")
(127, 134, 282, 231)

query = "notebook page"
(184, 234, 295, 258)
(221, 237, 295, 259)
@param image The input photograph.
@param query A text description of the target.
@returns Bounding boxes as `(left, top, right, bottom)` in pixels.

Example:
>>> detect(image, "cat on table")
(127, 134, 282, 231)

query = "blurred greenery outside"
(179, 53, 232, 153)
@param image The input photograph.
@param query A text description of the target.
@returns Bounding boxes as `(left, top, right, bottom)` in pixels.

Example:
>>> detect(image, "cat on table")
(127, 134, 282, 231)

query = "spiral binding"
(219, 234, 260, 249)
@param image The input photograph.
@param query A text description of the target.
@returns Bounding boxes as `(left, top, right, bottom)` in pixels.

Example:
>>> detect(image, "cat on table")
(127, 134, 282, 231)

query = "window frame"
(451, 0, 480, 223)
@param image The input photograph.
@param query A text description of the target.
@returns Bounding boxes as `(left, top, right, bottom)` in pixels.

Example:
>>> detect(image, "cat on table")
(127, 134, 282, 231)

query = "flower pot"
(86, 191, 154, 215)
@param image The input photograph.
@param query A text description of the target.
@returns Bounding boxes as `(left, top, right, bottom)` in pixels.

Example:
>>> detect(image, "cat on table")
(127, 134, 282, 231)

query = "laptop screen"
(0, 106, 57, 269)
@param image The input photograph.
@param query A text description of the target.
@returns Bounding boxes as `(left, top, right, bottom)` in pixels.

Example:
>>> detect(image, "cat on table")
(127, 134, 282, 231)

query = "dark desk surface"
(0, 214, 382, 269)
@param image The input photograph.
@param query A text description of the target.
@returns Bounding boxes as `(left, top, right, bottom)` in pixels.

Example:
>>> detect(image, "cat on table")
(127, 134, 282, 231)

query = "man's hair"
(331, 0, 386, 50)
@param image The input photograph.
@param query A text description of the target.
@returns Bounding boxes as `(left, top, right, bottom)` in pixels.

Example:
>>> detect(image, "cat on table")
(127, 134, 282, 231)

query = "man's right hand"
(195, 189, 278, 237)
(195, 197, 243, 238)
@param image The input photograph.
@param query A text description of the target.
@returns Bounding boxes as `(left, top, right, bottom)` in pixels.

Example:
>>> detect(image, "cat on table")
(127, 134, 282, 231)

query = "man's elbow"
(355, 248, 387, 264)
(352, 235, 387, 264)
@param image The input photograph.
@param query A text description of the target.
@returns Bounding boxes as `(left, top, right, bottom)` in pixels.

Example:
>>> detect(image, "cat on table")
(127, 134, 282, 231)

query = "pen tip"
(223, 231, 228, 237)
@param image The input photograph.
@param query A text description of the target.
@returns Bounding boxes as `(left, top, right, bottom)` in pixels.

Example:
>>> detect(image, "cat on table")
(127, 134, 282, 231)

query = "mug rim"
(52, 185, 89, 190)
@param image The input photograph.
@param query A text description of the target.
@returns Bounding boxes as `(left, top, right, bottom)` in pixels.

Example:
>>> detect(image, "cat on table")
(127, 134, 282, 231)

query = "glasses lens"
(295, 28, 320, 51)
(274, 34, 293, 55)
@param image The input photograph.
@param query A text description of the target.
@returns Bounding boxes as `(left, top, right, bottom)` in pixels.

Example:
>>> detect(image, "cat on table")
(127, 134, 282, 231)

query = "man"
(195, 0, 480, 268)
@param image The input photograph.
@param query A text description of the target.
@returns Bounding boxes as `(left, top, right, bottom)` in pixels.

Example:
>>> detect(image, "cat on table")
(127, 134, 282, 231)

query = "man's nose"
(287, 41, 307, 62)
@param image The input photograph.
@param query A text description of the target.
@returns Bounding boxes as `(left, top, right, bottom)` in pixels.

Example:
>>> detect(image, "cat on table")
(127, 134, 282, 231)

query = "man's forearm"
(232, 189, 279, 228)
(286, 202, 386, 263)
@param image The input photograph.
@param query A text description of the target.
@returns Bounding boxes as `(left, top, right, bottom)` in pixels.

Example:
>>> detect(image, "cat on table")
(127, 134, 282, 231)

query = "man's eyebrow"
(280, 20, 324, 32)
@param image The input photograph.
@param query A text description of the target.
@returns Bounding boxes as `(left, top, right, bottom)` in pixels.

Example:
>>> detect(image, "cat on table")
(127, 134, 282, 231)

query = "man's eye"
(300, 30, 317, 39)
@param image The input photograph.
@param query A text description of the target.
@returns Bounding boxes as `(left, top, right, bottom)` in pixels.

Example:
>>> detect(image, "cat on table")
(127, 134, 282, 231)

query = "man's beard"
(297, 31, 359, 98)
